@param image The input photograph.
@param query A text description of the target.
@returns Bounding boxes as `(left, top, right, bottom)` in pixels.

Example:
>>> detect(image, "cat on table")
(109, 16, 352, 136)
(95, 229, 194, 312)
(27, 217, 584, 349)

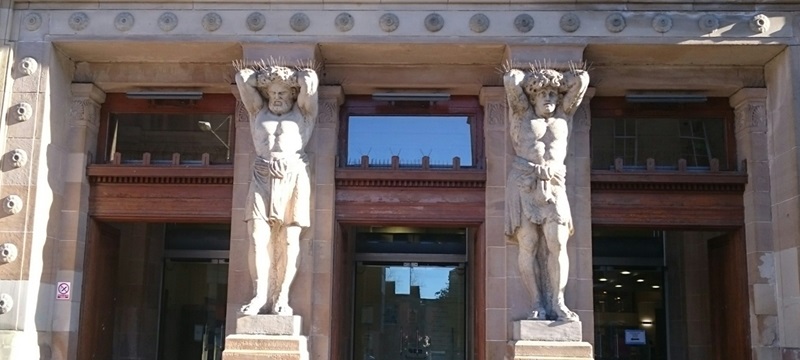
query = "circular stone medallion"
(379, 13, 400, 33)
(560, 13, 580, 33)
(425, 13, 445, 33)
(246, 12, 266, 31)
(23, 13, 42, 31)
(514, 14, 534, 33)
(335, 12, 354, 32)
(605, 13, 626, 33)
(469, 13, 490, 33)
(114, 12, 135, 32)
(698, 14, 719, 32)
(68, 12, 90, 31)
(290, 13, 310, 32)
(158, 12, 179, 32)
(750, 14, 770, 33)
(652, 14, 673, 33)
(202, 13, 222, 32)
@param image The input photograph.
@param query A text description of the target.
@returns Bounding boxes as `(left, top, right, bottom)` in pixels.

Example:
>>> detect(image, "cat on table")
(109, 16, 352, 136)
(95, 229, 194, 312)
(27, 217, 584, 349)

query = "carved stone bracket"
(479, 87, 506, 128)
(317, 86, 344, 129)
(573, 88, 596, 133)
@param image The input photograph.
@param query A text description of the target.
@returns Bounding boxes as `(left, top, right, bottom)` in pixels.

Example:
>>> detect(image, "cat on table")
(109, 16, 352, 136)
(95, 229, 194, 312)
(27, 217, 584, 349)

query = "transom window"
(590, 98, 735, 171)
(339, 97, 484, 169)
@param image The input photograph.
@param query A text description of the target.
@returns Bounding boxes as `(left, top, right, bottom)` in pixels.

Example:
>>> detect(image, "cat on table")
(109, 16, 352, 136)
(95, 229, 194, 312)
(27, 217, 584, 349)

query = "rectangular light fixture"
(625, 91, 707, 103)
(372, 92, 450, 102)
(126, 91, 203, 100)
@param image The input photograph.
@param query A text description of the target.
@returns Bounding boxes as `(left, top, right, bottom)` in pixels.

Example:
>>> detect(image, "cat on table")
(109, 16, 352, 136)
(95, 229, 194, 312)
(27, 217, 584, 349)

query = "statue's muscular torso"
(251, 106, 306, 160)
(513, 110, 569, 169)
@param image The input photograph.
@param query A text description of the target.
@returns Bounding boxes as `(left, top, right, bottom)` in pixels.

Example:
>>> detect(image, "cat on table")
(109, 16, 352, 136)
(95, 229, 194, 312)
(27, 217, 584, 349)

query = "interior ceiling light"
(599, 278, 608, 282)
(620, 270, 631, 275)
(637, 279, 645, 282)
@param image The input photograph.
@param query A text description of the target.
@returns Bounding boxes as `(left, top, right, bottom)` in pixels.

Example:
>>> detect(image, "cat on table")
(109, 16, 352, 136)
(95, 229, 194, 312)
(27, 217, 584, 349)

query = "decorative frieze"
(16, 11, 788, 39)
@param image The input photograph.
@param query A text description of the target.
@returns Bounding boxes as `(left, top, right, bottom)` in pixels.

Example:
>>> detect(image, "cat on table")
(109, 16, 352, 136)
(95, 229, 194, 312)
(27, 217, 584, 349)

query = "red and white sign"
(56, 282, 71, 300)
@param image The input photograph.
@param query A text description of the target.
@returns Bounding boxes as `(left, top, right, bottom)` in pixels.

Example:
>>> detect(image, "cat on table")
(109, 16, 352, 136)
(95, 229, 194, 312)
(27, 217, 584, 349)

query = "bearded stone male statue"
(503, 65, 589, 322)
(234, 62, 319, 316)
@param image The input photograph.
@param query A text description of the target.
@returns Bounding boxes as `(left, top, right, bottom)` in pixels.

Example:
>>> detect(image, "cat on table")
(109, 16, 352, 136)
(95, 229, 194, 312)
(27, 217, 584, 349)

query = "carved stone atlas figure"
(503, 63, 589, 321)
(234, 60, 319, 316)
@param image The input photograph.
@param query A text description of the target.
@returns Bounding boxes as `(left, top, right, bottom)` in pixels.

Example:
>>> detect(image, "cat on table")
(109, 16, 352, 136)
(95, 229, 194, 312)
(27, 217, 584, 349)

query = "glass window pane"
(347, 116, 472, 167)
(110, 113, 232, 164)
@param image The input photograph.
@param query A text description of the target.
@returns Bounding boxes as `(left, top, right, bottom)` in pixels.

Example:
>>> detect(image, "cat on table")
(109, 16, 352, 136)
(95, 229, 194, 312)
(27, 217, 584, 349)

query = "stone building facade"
(0, 0, 798, 359)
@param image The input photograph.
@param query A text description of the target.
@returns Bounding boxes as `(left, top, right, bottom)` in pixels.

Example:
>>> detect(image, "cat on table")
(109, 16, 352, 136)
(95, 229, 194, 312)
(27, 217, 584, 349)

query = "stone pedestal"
(508, 320, 593, 360)
(222, 315, 309, 360)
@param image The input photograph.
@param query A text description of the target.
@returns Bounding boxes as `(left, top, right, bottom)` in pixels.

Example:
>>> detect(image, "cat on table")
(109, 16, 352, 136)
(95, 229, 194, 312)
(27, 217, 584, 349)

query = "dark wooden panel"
(591, 190, 744, 228)
(77, 220, 120, 360)
(336, 187, 485, 225)
(89, 183, 232, 221)
(708, 231, 751, 360)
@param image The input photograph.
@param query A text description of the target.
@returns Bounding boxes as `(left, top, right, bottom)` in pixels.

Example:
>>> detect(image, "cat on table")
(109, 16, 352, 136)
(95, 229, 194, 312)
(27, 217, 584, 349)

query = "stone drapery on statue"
(503, 64, 589, 322)
(234, 60, 319, 316)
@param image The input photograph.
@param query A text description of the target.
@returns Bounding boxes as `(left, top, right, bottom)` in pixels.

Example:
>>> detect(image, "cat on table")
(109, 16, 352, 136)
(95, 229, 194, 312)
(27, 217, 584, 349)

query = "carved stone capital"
(480, 87, 506, 128)
(729, 88, 767, 133)
(317, 86, 344, 128)
(70, 83, 106, 129)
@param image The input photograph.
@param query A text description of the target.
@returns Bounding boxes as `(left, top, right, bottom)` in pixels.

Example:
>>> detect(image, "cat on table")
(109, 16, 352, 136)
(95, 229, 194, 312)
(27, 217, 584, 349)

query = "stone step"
(225, 334, 307, 351)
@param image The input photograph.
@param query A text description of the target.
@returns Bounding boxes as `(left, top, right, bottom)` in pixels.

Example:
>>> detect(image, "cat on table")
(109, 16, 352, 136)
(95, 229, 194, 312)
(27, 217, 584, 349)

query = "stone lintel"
(236, 315, 302, 336)
(508, 340, 593, 359)
(512, 320, 583, 341)
(241, 43, 321, 66)
(504, 44, 586, 69)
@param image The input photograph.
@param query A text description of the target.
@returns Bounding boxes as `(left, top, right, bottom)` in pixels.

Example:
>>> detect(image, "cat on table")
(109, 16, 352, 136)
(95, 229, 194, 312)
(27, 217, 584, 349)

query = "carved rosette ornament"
(379, 13, 400, 32)
(13, 102, 33, 122)
(246, 12, 266, 32)
(560, 13, 580, 33)
(114, 12, 135, 32)
(70, 99, 100, 127)
(652, 14, 673, 33)
(290, 13, 310, 32)
(0, 244, 18, 264)
(514, 14, 534, 33)
(158, 12, 179, 32)
(750, 14, 770, 33)
(605, 13, 626, 33)
(425, 13, 445, 32)
(17, 57, 38, 76)
(202, 12, 223, 32)
(23, 13, 42, 31)
(68, 12, 90, 31)
(735, 103, 767, 132)
(3, 195, 23, 215)
(335, 12, 355, 32)
(8, 149, 28, 168)
(469, 13, 490, 33)
(698, 14, 719, 32)
(0, 294, 12, 314)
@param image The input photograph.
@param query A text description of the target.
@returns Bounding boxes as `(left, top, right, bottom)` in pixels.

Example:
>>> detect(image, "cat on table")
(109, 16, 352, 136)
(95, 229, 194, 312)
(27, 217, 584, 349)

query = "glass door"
(353, 263, 466, 360)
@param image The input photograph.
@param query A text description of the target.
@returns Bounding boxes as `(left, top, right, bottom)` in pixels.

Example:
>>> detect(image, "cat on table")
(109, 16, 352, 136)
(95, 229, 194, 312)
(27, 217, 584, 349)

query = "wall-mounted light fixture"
(126, 91, 203, 100)
(198, 116, 231, 161)
(625, 91, 707, 103)
(372, 92, 450, 102)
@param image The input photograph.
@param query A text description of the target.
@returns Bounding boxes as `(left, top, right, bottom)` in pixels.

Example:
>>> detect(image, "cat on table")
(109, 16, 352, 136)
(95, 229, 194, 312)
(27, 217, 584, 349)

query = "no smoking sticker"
(56, 282, 71, 300)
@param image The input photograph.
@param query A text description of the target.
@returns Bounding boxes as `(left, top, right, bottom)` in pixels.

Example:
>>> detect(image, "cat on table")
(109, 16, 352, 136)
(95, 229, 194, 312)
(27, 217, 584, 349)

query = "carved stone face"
(533, 89, 559, 118)
(267, 83, 295, 116)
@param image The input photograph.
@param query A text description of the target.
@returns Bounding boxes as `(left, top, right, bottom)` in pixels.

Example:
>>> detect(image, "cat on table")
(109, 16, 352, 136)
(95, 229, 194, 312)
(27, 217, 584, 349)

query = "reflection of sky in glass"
(348, 116, 472, 167)
(385, 266, 452, 299)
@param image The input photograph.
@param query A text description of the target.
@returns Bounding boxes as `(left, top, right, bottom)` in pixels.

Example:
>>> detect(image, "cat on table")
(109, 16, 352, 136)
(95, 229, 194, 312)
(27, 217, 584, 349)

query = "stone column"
(0, 42, 54, 359)
(566, 88, 595, 343)
(49, 83, 106, 359)
(479, 86, 511, 360)
(307, 86, 343, 360)
(223, 43, 323, 360)
(731, 89, 780, 359)
(500, 45, 592, 360)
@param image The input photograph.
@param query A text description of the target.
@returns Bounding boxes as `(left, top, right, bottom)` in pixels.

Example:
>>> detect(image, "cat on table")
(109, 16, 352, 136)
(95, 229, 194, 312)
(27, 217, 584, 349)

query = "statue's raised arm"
(235, 67, 264, 118)
(295, 69, 319, 148)
(504, 69, 532, 119)
(560, 69, 589, 116)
